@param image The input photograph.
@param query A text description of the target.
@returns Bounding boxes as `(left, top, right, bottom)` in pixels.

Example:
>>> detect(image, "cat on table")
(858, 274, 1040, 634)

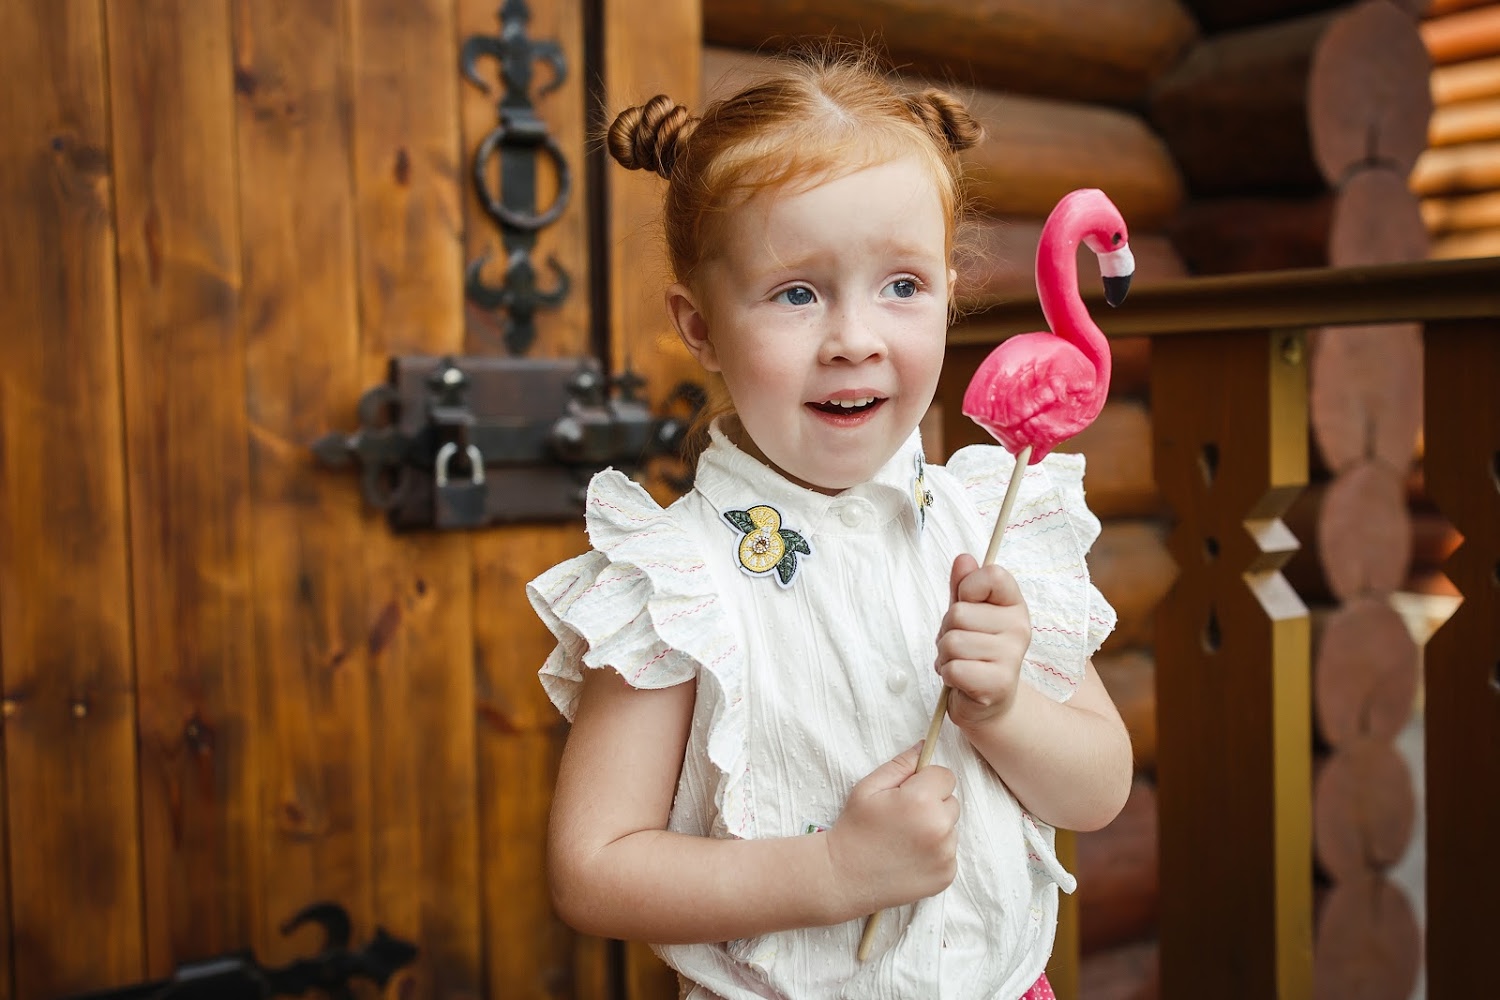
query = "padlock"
(434, 441, 488, 528)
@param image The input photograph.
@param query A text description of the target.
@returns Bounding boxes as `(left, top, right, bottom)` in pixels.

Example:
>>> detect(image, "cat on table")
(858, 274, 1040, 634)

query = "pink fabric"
(1019, 972, 1056, 1000)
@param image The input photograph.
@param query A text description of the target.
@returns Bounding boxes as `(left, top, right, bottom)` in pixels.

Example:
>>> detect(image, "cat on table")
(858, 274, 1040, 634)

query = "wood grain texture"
(607, 0, 706, 992)
(940, 396, 1163, 519)
(1308, 323, 1424, 474)
(1095, 652, 1158, 772)
(1410, 138, 1500, 195)
(1421, 317, 1500, 996)
(1088, 522, 1178, 654)
(955, 218, 1187, 307)
(1312, 874, 1421, 1000)
(1077, 937, 1159, 1000)
(1429, 224, 1500, 258)
(1312, 738, 1415, 880)
(1149, 1, 1432, 194)
(1150, 331, 1312, 999)
(1429, 93, 1500, 145)
(453, 0, 605, 993)
(701, 0, 1199, 104)
(1421, 188, 1500, 231)
(104, 0, 261, 976)
(1185, 0, 1431, 32)
(0, 1, 145, 995)
(1315, 461, 1414, 600)
(961, 90, 1185, 231)
(1430, 52, 1500, 104)
(1076, 779, 1159, 954)
(701, 47, 1187, 242)
(230, 0, 376, 962)
(1421, 3, 1500, 63)
(348, 0, 482, 995)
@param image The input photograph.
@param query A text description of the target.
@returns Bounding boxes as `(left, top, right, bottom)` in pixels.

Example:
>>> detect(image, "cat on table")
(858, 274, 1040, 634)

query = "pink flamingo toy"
(858, 188, 1133, 962)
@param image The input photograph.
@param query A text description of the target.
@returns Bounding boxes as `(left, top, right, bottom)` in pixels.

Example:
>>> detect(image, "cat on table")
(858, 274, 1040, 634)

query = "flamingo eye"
(1111, 232, 1122, 245)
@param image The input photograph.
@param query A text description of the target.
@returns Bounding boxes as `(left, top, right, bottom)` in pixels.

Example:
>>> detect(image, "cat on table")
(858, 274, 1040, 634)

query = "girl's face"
(667, 155, 952, 494)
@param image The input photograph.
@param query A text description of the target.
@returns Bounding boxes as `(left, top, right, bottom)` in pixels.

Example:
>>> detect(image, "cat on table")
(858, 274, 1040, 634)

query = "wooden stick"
(857, 443, 1033, 962)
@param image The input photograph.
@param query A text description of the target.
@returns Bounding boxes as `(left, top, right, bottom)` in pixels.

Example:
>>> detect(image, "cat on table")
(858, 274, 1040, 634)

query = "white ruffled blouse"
(527, 421, 1115, 1000)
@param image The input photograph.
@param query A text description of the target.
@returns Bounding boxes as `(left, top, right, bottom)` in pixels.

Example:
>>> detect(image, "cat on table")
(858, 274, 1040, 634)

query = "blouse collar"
(691, 418, 929, 537)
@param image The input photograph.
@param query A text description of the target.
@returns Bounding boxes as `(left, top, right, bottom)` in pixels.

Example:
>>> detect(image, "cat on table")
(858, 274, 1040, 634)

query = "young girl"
(527, 50, 1133, 1000)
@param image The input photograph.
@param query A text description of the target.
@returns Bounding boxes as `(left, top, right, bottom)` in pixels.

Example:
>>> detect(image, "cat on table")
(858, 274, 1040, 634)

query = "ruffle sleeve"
(941, 445, 1117, 704)
(524, 469, 754, 836)
(526, 469, 722, 715)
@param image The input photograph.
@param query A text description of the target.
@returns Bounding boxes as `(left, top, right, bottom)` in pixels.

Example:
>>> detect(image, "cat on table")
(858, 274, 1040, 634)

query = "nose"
(818, 302, 886, 365)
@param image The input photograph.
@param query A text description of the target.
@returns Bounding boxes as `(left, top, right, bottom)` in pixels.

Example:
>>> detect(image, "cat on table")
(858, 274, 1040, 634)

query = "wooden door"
(0, 1, 697, 998)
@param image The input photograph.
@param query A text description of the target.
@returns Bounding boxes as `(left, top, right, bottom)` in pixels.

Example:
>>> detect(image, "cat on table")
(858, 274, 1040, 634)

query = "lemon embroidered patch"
(723, 504, 811, 587)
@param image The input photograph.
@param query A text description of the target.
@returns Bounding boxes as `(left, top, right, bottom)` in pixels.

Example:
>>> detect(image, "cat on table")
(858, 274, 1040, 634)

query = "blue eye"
(775, 286, 815, 306)
(885, 278, 918, 299)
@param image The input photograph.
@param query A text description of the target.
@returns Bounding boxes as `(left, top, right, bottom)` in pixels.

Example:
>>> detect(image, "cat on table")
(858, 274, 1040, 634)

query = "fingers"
(952, 558, 1026, 608)
(949, 552, 977, 603)
(859, 742, 924, 792)
(900, 760, 957, 801)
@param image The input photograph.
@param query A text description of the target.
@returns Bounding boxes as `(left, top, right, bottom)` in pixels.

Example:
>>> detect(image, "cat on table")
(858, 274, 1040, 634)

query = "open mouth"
(809, 396, 883, 416)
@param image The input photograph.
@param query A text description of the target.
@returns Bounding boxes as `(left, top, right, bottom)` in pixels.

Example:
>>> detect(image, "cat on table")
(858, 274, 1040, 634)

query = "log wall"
(1417, 0, 1500, 258)
(1145, 4, 1439, 996)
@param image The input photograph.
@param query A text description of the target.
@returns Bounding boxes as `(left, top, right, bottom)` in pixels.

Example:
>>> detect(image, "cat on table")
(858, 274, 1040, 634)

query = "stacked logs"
(1146, 3, 1432, 998)
(702, 5, 1195, 990)
(1414, 0, 1500, 258)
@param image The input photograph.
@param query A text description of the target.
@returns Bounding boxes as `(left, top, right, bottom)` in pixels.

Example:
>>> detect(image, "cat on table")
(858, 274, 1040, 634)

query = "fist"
(825, 743, 960, 917)
(935, 553, 1031, 729)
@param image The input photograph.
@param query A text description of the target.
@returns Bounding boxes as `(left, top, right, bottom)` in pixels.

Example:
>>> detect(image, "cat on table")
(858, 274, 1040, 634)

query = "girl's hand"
(824, 744, 959, 918)
(936, 553, 1031, 731)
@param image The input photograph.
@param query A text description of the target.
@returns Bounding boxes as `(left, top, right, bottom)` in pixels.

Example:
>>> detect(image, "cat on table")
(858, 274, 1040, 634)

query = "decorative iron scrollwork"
(461, 0, 571, 355)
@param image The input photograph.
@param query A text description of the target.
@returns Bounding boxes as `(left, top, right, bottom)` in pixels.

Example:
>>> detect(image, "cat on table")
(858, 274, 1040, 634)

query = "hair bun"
(607, 94, 696, 179)
(906, 89, 983, 153)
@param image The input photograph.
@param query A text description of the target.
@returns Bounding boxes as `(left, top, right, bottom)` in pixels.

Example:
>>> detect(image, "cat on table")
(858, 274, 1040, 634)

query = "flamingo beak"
(1098, 244, 1135, 307)
(1102, 274, 1132, 307)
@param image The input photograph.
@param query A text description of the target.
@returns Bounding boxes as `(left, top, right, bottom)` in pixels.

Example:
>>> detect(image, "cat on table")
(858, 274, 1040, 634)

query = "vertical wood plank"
(603, 1, 702, 997)
(346, 0, 483, 995)
(1151, 331, 1312, 999)
(1421, 317, 1500, 997)
(454, 0, 600, 996)
(229, 0, 375, 961)
(105, 0, 263, 975)
(0, 2, 146, 995)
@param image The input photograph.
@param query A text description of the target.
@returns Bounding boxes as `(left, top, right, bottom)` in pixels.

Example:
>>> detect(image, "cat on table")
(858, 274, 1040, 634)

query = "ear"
(666, 283, 720, 372)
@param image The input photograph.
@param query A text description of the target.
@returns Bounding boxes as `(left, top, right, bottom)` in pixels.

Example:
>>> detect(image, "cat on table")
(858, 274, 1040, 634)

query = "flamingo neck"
(1035, 207, 1112, 391)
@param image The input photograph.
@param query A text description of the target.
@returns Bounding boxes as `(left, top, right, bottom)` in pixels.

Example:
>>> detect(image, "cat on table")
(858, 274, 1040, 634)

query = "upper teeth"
(827, 397, 876, 408)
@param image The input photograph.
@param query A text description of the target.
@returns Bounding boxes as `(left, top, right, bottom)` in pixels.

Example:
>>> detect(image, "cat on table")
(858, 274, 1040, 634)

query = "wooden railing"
(953, 256, 1500, 999)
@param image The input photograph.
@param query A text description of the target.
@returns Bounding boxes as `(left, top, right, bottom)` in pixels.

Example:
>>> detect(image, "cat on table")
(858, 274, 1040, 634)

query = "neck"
(1035, 206, 1112, 391)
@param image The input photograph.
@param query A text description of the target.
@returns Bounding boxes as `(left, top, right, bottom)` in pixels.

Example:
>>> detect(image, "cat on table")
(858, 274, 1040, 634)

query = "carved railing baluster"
(1150, 330, 1313, 999)
(1421, 317, 1500, 997)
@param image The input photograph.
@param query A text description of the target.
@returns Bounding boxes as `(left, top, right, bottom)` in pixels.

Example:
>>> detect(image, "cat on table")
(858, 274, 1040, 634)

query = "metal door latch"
(313, 355, 703, 528)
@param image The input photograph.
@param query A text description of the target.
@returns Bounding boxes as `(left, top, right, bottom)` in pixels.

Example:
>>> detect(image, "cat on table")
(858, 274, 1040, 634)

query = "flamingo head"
(1070, 189, 1134, 307)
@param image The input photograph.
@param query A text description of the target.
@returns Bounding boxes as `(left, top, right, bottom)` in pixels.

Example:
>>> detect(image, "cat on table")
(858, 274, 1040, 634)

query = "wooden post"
(1421, 317, 1500, 997)
(1151, 330, 1312, 998)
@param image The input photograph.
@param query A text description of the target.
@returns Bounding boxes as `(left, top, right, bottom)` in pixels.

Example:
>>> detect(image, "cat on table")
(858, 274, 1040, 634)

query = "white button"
(887, 670, 909, 694)
(838, 500, 871, 527)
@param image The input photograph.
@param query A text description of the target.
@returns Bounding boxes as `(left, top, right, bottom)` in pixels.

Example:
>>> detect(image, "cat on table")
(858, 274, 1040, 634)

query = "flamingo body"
(961, 188, 1133, 463)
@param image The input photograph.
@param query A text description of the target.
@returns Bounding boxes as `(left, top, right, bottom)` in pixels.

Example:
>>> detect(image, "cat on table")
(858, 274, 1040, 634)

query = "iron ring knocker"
(473, 124, 572, 233)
